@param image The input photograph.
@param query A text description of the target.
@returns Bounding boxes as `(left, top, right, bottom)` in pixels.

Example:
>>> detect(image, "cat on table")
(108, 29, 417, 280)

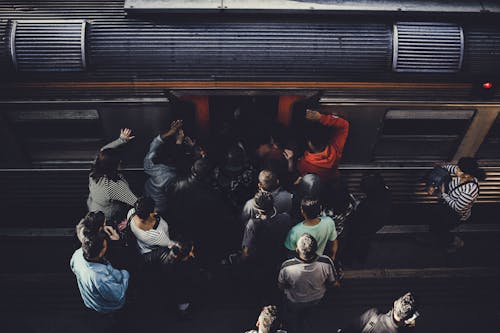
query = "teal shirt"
(284, 216, 338, 256)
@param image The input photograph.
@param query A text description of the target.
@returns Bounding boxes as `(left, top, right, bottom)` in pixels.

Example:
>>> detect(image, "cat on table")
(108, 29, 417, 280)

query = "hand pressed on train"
(176, 128, 185, 145)
(305, 109, 322, 121)
(119, 128, 135, 141)
(103, 225, 120, 241)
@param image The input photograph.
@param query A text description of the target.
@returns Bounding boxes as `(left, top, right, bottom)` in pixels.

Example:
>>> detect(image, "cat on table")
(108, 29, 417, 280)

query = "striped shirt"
(441, 164, 480, 221)
(87, 137, 137, 219)
(127, 208, 175, 254)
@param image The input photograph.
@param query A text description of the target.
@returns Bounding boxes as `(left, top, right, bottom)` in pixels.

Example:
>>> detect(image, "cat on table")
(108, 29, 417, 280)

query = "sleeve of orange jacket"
(319, 114, 350, 156)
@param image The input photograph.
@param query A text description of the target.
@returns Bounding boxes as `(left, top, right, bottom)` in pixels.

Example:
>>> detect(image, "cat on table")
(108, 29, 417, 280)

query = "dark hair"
(323, 180, 350, 215)
(224, 143, 247, 171)
(90, 148, 121, 182)
(258, 170, 279, 192)
(458, 157, 486, 181)
(82, 232, 106, 261)
(134, 197, 155, 220)
(254, 190, 275, 215)
(80, 211, 105, 239)
(361, 172, 389, 197)
(154, 137, 180, 166)
(305, 122, 331, 152)
(259, 305, 280, 333)
(168, 240, 194, 263)
(296, 233, 318, 261)
(301, 198, 321, 219)
(393, 292, 418, 321)
(192, 158, 211, 180)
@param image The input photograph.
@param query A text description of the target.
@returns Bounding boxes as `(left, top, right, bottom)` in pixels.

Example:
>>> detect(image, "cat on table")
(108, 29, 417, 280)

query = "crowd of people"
(70, 107, 485, 333)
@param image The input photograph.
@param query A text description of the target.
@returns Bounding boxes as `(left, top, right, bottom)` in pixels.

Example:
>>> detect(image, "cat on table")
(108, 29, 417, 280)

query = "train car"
(0, 0, 500, 226)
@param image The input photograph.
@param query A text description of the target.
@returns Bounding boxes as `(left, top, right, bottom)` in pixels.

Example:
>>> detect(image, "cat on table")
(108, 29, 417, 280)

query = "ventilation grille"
(9, 20, 87, 72)
(393, 22, 463, 73)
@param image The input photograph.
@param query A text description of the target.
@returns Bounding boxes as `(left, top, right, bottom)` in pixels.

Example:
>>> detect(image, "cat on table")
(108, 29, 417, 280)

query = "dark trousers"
(283, 298, 321, 333)
(430, 202, 461, 246)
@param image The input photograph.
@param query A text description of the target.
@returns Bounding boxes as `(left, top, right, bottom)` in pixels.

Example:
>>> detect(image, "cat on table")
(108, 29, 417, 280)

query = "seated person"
(70, 232, 129, 313)
(242, 170, 293, 224)
(296, 109, 349, 182)
(284, 198, 338, 261)
(127, 197, 176, 267)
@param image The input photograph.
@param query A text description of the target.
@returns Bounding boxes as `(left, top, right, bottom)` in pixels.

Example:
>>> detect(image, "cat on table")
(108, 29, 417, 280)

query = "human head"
(296, 233, 318, 261)
(154, 137, 180, 166)
(191, 158, 212, 180)
(256, 305, 279, 333)
(91, 148, 120, 181)
(258, 170, 279, 192)
(134, 196, 155, 220)
(224, 143, 247, 172)
(80, 211, 106, 239)
(457, 157, 486, 180)
(300, 198, 321, 220)
(254, 190, 275, 217)
(167, 240, 195, 263)
(296, 173, 322, 200)
(393, 292, 419, 327)
(322, 179, 350, 215)
(305, 122, 330, 152)
(361, 172, 389, 197)
(82, 232, 107, 261)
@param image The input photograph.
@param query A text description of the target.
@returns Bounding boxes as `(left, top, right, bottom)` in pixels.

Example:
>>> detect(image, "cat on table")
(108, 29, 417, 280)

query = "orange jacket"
(297, 114, 349, 181)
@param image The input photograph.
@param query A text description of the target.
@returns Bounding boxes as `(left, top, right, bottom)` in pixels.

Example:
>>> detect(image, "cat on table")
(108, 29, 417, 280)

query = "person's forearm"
(331, 239, 339, 260)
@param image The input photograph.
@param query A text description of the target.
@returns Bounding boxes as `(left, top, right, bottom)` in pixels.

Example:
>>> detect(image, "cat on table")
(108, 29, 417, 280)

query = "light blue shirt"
(70, 248, 129, 313)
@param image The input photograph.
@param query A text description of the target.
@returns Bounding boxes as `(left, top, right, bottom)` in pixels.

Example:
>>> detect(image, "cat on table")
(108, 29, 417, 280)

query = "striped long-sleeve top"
(87, 137, 138, 220)
(441, 164, 480, 221)
(127, 208, 175, 254)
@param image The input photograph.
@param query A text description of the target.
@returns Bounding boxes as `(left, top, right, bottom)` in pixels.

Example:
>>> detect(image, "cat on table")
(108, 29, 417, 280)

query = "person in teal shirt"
(284, 198, 338, 260)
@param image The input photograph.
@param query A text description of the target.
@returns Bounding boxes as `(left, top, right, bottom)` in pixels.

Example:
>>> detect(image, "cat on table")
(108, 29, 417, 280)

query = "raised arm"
(144, 120, 183, 171)
(306, 109, 350, 155)
(100, 128, 135, 151)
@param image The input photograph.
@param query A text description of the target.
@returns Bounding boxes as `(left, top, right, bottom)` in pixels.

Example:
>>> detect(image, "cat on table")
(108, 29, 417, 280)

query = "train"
(0, 0, 499, 226)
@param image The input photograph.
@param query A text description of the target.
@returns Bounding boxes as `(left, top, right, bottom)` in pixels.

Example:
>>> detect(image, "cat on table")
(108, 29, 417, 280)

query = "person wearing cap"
(278, 233, 337, 333)
(340, 292, 419, 333)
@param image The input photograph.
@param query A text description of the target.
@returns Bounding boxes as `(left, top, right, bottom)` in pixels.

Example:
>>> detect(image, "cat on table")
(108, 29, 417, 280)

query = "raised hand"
(305, 109, 322, 121)
(176, 128, 185, 145)
(162, 120, 183, 138)
(119, 128, 135, 141)
(103, 225, 120, 241)
(283, 149, 294, 161)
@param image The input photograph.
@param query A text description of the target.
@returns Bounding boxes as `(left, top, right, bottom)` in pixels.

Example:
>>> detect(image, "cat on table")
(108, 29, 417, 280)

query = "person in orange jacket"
(296, 109, 349, 182)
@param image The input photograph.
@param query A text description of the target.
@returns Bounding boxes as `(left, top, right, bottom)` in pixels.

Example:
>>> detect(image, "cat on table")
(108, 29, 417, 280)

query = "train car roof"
(124, 0, 500, 15)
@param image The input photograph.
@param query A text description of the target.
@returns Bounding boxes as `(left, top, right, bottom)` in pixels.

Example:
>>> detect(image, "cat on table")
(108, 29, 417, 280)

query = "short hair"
(296, 173, 322, 200)
(80, 211, 105, 239)
(154, 137, 180, 166)
(258, 305, 279, 333)
(258, 170, 279, 192)
(168, 239, 194, 262)
(296, 233, 318, 261)
(134, 197, 155, 220)
(458, 157, 486, 181)
(393, 292, 418, 321)
(254, 190, 274, 214)
(300, 198, 321, 219)
(192, 158, 211, 180)
(82, 232, 106, 261)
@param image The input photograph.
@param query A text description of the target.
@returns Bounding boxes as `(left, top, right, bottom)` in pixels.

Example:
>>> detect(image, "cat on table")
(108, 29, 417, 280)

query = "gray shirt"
(278, 255, 336, 303)
(241, 187, 293, 224)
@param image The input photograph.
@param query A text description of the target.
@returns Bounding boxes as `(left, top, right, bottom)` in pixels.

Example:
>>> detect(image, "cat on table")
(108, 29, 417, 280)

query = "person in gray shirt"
(278, 233, 337, 333)
(242, 170, 292, 225)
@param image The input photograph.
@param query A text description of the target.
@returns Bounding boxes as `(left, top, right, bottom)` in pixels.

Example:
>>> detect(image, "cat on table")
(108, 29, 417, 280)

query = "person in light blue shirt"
(70, 232, 129, 313)
(284, 198, 338, 260)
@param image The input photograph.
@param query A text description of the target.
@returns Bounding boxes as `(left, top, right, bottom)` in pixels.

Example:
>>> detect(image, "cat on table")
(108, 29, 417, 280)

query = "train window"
(476, 113, 500, 160)
(6, 110, 102, 166)
(374, 109, 475, 162)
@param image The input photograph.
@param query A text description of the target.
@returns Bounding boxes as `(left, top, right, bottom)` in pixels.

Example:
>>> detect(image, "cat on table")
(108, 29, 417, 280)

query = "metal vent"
(9, 20, 87, 72)
(393, 22, 463, 73)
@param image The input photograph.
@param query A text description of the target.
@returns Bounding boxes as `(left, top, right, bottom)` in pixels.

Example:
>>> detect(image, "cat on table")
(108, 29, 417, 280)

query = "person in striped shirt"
(433, 157, 486, 252)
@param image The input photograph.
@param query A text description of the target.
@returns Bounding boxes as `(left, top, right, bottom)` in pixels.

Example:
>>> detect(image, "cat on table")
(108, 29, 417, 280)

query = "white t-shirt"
(127, 208, 175, 254)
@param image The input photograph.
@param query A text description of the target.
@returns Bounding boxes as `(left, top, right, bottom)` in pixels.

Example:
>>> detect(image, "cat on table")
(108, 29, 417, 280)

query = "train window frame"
(373, 108, 476, 162)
